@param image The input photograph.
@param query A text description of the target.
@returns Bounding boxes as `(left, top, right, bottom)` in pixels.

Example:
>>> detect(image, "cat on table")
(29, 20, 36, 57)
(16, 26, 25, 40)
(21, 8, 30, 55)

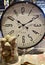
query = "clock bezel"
(0, 1, 45, 49)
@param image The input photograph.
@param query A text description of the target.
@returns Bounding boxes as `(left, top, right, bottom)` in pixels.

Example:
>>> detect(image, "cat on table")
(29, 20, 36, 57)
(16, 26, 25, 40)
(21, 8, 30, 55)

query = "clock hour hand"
(15, 19, 22, 25)
(7, 16, 22, 25)
(15, 19, 24, 28)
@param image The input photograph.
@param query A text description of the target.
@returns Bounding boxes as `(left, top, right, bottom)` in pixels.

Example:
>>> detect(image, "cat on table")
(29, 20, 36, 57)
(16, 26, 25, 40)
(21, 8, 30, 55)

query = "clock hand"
(15, 19, 22, 25)
(18, 15, 39, 29)
(23, 15, 39, 26)
(18, 19, 33, 28)
(25, 15, 39, 29)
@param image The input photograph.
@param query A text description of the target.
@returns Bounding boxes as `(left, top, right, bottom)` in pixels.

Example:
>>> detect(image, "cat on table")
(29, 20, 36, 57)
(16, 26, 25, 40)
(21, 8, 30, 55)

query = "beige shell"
(5, 42, 11, 46)
(5, 35, 11, 40)
(0, 38, 6, 42)
(8, 36, 15, 42)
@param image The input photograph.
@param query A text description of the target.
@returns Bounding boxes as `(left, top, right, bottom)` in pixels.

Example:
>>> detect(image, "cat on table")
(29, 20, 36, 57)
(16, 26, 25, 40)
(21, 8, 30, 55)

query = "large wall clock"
(0, 1, 45, 49)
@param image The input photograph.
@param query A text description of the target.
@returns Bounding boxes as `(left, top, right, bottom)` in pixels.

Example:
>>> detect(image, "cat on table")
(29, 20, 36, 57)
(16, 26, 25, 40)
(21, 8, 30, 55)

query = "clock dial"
(1, 2, 45, 48)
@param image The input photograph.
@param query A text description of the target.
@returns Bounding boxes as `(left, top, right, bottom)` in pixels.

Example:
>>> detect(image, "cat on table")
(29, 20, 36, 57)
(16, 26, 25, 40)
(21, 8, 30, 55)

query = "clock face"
(1, 2, 45, 48)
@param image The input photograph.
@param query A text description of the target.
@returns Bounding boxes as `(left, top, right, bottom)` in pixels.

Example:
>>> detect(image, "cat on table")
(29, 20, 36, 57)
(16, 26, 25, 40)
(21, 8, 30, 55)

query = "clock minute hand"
(18, 15, 39, 28)
(24, 19, 33, 26)
(23, 15, 39, 29)
(24, 15, 39, 26)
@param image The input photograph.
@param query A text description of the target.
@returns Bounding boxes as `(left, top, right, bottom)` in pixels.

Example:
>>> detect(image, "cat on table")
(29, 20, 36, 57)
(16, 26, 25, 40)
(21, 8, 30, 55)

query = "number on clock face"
(1, 2, 45, 48)
(21, 7, 25, 14)
(22, 36, 25, 43)
(14, 10, 18, 16)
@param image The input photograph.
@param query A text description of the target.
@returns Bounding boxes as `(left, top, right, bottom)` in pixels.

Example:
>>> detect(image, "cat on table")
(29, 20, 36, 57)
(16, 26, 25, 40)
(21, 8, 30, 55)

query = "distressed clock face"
(1, 2, 45, 48)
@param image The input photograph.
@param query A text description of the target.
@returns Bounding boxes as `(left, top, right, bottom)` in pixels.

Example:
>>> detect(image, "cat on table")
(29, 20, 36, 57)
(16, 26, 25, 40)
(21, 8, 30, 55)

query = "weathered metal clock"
(0, 1, 45, 49)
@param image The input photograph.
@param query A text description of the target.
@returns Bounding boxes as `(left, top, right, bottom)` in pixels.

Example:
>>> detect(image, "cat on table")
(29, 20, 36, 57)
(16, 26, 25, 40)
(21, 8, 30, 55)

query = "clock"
(0, 1, 45, 49)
